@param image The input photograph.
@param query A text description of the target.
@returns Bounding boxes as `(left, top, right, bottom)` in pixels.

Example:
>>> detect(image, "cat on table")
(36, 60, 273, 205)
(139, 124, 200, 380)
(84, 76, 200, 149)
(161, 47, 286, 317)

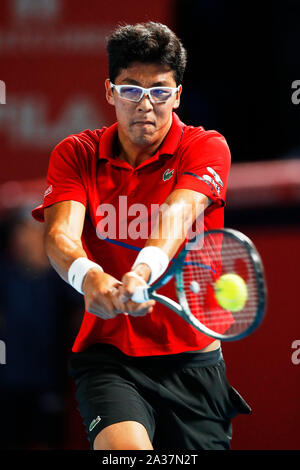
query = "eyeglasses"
(110, 82, 181, 103)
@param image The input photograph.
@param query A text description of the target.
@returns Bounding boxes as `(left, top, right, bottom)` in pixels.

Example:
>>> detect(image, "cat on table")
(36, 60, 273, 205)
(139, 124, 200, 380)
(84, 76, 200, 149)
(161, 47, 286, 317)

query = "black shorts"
(68, 343, 251, 450)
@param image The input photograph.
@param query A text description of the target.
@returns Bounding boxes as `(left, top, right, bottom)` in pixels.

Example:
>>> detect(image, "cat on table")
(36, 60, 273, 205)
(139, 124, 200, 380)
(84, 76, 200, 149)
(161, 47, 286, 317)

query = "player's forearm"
(147, 200, 191, 258)
(43, 201, 93, 285)
(44, 229, 88, 282)
(131, 189, 210, 284)
(147, 189, 209, 258)
(131, 203, 189, 282)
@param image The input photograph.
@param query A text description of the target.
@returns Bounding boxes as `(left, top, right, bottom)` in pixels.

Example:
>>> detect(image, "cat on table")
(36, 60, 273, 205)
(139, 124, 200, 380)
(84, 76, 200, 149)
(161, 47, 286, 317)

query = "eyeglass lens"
(119, 86, 173, 102)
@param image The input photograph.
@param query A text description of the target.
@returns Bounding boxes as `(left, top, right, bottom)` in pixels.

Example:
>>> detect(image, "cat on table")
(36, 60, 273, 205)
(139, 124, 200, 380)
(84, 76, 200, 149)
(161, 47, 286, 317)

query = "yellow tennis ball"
(214, 273, 248, 312)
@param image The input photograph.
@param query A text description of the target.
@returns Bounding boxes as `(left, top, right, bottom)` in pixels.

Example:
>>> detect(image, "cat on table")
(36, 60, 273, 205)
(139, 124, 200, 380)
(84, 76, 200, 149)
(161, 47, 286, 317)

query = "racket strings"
(181, 233, 259, 337)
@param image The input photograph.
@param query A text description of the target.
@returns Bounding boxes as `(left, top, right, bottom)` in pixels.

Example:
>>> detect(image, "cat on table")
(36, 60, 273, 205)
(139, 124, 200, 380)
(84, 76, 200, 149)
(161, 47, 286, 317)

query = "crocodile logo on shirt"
(163, 168, 175, 181)
(89, 416, 101, 432)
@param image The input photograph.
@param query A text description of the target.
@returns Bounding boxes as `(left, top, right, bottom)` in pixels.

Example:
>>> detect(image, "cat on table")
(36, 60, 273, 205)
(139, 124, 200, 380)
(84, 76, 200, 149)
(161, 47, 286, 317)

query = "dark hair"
(106, 22, 187, 85)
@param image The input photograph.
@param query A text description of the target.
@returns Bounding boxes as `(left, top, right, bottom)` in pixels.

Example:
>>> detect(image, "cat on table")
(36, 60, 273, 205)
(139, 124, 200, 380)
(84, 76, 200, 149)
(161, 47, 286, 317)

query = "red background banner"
(0, 0, 174, 184)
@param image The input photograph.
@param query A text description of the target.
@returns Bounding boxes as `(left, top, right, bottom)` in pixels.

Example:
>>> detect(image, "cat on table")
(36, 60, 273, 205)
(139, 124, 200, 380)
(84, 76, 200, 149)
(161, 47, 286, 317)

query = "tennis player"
(32, 22, 250, 450)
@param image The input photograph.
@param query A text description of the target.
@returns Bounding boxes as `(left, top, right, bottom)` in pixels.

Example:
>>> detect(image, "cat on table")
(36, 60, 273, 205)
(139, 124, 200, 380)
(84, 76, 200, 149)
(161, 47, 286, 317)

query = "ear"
(105, 79, 115, 106)
(172, 84, 182, 110)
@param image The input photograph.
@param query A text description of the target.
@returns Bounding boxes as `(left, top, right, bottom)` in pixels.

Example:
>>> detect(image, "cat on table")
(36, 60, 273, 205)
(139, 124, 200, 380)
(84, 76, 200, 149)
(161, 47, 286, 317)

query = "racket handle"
(131, 286, 150, 303)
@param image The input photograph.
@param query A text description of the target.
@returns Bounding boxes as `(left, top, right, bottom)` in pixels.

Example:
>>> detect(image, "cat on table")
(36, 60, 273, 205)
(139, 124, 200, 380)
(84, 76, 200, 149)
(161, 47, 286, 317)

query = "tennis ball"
(214, 273, 248, 312)
(190, 281, 200, 293)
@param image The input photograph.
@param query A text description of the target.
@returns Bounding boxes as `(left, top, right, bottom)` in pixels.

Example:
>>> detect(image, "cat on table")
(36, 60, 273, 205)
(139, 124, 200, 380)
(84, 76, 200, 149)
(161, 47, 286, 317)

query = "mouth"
(132, 120, 155, 126)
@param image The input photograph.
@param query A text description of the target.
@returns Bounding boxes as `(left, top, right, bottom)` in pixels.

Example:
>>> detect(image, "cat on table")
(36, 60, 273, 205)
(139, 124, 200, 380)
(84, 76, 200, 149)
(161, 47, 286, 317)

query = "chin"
(132, 132, 155, 147)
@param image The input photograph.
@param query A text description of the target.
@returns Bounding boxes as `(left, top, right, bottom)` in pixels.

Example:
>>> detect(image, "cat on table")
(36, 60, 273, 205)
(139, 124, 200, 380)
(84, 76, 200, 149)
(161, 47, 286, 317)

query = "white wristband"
(68, 257, 103, 294)
(132, 246, 169, 285)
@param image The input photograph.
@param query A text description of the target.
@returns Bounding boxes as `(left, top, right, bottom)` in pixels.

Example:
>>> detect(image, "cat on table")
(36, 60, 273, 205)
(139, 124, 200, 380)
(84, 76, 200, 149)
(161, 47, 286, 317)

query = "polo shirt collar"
(98, 112, 184, 162)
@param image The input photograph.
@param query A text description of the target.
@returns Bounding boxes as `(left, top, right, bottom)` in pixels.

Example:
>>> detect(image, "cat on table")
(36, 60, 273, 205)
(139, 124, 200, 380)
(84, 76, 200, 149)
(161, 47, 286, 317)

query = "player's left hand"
(115, 271, 155, 317)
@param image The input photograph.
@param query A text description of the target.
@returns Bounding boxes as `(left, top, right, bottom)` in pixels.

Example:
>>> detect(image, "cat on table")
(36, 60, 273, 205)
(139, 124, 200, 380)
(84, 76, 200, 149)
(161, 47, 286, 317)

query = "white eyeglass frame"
(110, 81, 181, 103)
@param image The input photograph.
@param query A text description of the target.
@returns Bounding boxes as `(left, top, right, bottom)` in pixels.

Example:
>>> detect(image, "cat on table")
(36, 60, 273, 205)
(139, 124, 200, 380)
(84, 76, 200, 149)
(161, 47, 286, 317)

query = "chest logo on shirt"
(163, 168, 175, 181)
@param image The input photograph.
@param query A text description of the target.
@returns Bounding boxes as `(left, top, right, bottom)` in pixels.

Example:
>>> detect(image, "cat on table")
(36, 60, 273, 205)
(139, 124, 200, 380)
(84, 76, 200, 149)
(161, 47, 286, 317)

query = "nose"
(137, 93, 153, 111)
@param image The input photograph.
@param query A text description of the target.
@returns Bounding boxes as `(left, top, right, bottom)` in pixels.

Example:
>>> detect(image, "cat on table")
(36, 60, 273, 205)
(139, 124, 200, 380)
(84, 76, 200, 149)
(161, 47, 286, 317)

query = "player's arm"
(44, 200, 87, 279)
(44, 200, 154, 318)
(119, 188, 210, 302)
(149, 188, 209, 256)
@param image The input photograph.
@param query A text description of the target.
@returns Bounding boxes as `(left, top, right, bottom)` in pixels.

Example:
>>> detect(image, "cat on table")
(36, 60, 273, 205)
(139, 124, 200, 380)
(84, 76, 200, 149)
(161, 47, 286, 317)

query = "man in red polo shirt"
(32, 22, 250, 450)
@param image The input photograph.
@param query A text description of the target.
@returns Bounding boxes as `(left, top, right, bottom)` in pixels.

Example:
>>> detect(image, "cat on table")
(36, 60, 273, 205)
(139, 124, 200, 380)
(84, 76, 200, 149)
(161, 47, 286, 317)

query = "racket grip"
(131, 286, 150, 303)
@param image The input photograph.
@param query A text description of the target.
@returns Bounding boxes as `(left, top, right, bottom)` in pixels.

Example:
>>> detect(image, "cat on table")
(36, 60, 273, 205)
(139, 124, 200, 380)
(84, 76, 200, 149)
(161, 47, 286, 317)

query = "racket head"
(174, 228, 267, 341)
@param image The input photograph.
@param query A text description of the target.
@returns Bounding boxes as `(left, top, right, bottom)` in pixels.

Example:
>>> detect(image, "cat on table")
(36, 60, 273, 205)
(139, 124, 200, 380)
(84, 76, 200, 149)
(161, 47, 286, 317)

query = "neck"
(117, 139, 158, 168)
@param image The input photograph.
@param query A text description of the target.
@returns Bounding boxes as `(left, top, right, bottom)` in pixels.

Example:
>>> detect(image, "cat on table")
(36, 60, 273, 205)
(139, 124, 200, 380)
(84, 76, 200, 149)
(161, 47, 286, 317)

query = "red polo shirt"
(32, 112, 231, 356)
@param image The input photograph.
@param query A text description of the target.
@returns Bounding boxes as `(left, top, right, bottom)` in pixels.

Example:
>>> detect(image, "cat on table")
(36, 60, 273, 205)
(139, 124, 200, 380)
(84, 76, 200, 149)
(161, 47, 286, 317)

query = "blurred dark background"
(0, 0, 299, 451)
(177, 0, 300, 162)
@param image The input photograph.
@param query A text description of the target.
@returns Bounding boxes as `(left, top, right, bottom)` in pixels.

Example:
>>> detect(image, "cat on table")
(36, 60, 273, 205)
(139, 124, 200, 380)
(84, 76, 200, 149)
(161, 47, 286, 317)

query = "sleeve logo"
(206, 167, 223, 187)
(202, 174, 221, 194)
(44, 184, 53, 198)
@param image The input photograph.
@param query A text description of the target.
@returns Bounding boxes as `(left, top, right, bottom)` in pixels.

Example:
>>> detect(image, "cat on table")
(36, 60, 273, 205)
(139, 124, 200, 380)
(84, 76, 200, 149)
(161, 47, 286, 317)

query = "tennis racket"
(132, 228, 267, 341)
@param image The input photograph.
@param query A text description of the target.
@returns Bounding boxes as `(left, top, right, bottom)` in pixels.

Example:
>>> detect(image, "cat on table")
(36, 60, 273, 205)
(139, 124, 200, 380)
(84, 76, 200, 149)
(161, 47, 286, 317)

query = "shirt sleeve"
(32, 136, 88, 222)
(174, 130, 231, 207)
